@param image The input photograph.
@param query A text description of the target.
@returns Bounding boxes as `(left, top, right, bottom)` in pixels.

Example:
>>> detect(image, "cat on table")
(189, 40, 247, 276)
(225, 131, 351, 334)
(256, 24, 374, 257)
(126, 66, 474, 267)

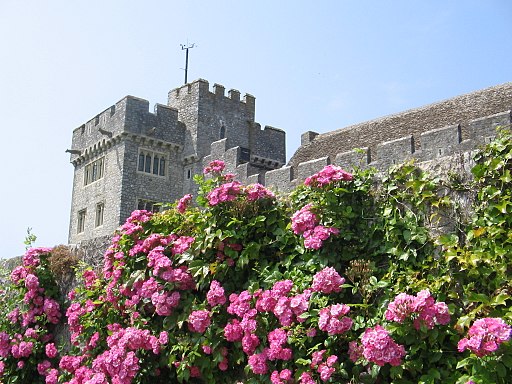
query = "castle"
(68, 79, 286, 245)
(68, 79, 512, 247)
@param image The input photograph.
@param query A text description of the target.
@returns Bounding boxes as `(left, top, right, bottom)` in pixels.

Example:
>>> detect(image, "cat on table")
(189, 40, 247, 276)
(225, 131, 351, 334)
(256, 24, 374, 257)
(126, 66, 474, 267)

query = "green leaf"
(491, 293, 510, 307)
(456, 357, 472, 369)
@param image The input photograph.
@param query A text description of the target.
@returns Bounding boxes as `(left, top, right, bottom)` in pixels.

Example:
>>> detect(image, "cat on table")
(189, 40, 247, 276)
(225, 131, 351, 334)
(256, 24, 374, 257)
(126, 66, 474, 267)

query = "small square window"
(137, 199, 162, 213)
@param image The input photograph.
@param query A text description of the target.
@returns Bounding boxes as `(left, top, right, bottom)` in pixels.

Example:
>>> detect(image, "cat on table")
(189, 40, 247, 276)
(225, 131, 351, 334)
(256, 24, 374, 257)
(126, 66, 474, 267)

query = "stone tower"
(68, 79, 286, 245)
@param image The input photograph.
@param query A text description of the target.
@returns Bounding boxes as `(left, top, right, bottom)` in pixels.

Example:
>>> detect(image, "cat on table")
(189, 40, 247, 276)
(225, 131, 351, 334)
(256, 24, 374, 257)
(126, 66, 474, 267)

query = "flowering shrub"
(3, 132, 512, 383)
(0, 247, 63, 383)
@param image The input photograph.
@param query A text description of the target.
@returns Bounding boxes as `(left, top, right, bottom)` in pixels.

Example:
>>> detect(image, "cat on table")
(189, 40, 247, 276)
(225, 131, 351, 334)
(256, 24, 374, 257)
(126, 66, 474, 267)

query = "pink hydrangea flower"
(207, 181, 242, 206)
(45, 343, 58, 358)
(151, 291, 180, 316)
(318, 364, 336, 381)
(271, 369, 293, 384)
(361, 325, 406, 366)
(304, 164, 353, 187)
(207, 280, 226, 307)
(177, 194, 192, 213)
(224, 319, 244, 342)
(172, 236, 195, 255)
(246, 183, 275, 201)
(248, 350, 268, 375)
(45, 368, 58, 384)
(22, 247, 51, 267)
(303, 225, 339, 249)
(299, 371, 316, 384)
(385, 290, 451, 330)
(0, 332, 11, 358)
(82, 269, 98, 289)
(202, 345, 212, 354)
(318, 304, 353, 335)
(267, 328, 292, 361)
(242, 333, 260, 355)
(348, 340, 364, 362)
(204, 160, 226, 174)
(291, 204, 318, 235)
(384, 292, 417, 323)
(37, 360, 52, 375)
(24, 273, 40, 290)
(227, 291, 253, 318)
(312, 267, 345, 294)
(188, 310, 211, 333)
(458, 317, 511, 357)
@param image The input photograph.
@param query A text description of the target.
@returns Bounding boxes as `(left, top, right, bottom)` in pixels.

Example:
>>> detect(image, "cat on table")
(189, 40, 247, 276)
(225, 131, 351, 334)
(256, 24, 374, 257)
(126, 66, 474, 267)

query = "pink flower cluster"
(270, 369, 293, 384)
(291, 204, 317, 235)
(310, 350, 338, 382)
(246, 183, 275, 201)
(267, 328, 292, 361)
(61, 327, 166, 384)
(188, 310, 211, 333)
(318, 304, 353, 335)
(82, 270, 98, 289)
(223, 281, 314, 376)
(291, 204, 339, 249)
(1, 248, 62, 383)
(151, 290, 180, 316)
(207, 181, 243, 206)
(203, 159, 226, 174)
(304, 164, 353, 187)
(248, 350, 268, 375)
(253, 280, 311, 327)
(200, 345, 229, 371)
(207, 280, 226, 307)
(457, 317, 511, 357)
(385, 289, 451, 330)
(312, 267, 345, 294)
(360, 325, 406, 366)
(119, 209, 153, 236)
(176, 193, 192, 213)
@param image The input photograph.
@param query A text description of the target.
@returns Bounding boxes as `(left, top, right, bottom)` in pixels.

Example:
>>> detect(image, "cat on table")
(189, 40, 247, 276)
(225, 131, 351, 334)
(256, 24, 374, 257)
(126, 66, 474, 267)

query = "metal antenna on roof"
(180, 42, 195, 84)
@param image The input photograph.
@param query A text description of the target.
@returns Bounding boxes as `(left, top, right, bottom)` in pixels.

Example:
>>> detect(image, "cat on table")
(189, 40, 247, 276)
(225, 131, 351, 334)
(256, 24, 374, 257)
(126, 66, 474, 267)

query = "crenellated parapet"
(208, 109, 511, 193)
(168, 79, 256, 121)
(69, 96, 185, 166)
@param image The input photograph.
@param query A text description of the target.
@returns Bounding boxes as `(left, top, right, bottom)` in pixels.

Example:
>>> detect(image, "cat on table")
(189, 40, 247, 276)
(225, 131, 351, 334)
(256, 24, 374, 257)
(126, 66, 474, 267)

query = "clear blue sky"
(1, 1, 510, 258)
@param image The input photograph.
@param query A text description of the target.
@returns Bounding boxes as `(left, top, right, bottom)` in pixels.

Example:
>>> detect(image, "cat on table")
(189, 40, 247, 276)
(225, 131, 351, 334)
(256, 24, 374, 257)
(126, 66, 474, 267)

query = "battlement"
(69, 96, 184, 165)
(210, 109, 511, 192)
(167, 79, 256, 120)
(289, 82, 512, 170)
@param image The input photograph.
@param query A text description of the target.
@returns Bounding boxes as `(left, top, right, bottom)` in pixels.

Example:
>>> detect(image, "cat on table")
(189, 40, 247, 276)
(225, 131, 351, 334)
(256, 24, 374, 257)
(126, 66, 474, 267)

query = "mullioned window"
(137, 149, 166, 177)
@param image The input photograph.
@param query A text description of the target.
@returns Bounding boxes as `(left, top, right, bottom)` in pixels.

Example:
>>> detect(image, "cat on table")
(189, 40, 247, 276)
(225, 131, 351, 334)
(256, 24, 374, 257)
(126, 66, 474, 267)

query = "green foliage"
(2, 130, 512, 383)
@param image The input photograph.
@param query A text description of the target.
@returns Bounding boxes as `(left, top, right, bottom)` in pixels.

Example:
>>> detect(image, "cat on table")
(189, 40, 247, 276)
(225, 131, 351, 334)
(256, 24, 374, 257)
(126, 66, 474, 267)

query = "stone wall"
(289, 82, 512, 170)
(208, 109, 511, 193)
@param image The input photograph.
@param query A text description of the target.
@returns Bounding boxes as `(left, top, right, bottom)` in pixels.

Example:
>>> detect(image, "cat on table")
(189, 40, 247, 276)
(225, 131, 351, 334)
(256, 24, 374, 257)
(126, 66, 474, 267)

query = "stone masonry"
(68, 79, 286, 245)
(68, 79, 511, 249)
